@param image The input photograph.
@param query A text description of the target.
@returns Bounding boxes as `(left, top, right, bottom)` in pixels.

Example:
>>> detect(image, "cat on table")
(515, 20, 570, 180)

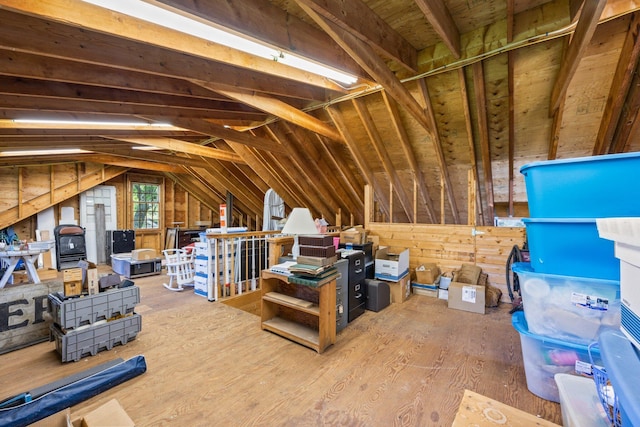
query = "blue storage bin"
(513, 262, 620, 345)
(520, 152, 640, 218)
(512, 311, 602, 402)
(598, 329, 640, 427)
(523, 218, 619, 280)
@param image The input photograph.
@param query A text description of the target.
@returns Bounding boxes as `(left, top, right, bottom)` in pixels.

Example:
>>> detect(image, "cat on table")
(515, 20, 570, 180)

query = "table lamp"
(280, 207, 318, 259)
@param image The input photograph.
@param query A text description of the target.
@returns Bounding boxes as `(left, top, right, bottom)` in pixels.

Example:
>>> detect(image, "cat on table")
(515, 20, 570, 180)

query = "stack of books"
(288, 235, 338, 286)
(288, 263, 338, 287)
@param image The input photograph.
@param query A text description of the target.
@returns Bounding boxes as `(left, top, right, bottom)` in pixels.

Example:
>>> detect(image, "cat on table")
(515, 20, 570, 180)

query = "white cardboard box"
(374, 246, 409, 281)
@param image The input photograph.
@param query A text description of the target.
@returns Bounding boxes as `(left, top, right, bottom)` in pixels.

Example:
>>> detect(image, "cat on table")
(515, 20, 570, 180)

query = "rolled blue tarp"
(0, 354, 146, 427)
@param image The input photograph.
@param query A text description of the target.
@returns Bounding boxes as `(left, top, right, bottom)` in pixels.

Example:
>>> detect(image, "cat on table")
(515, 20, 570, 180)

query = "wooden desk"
(0, 249, 50, 289)
(260, 270, 336, 353)
(452, 389, 561, 426)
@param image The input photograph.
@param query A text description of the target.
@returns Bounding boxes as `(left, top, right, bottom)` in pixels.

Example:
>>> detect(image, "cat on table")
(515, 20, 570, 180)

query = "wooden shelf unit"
(260, 270, 336, 353)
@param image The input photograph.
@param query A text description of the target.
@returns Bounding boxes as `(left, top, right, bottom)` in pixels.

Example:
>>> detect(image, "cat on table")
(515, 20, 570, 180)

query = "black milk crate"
(50, 313, 142, 362)
(299, 245, 336, 258)
(48, 286, 140, 331)
(298, 235, 334, 246)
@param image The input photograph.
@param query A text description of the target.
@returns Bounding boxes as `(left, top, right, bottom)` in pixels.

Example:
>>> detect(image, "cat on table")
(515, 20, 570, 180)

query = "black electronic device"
(106, 229, 135, 265)
(364, 279, 390, 312)
(54, 224, 87, 271)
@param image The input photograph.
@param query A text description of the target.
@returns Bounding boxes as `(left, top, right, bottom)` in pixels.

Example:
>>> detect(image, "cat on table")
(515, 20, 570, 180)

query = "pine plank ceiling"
(0, 0, 639, 226)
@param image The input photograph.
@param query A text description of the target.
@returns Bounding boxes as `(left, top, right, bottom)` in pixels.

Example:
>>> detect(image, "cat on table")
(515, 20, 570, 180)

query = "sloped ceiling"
(0, 0, 639, 227)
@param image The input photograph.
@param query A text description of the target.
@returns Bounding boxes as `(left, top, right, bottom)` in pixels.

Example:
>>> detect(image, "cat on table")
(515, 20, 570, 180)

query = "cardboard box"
(438, 289, 449, 300)
(389, 275, 411, 303)
(448, 282, 485, 314)
(131, 248, 156, 261)
(64, 280, 83, 296)
(412, 283, 438, 297)
(374, 247, 409, 281)
(340, 226, 366, 245)
(37, 267, 59, 281)
(414, 263, 440, 284)
(78, 260, 99, 295)
(76, 398, 135, 427)
(63, 268, 83, 282)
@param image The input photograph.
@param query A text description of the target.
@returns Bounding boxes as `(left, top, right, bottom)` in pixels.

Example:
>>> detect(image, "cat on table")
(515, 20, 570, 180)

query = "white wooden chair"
(162, 248, 195, 291)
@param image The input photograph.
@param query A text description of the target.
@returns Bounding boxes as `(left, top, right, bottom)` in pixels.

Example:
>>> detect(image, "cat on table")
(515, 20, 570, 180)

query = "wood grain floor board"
(0, 274, 562, 426)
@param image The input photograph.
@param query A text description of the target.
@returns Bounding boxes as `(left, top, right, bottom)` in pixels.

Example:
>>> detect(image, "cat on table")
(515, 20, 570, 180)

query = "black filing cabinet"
(340, 242, 374, 279)
(343, 250, 366, 322)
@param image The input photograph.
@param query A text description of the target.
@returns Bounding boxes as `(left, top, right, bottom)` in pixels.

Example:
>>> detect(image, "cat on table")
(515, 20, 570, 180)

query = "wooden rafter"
(609, 64, 640, 153)
(458, 68, 487, 224)
(352, 97, 414, 222)
(102, 137, 244, 163)
(326, 106, 390, 220)
(263, 124, 337, 218)
(0, 9, 328, 102)
(550, 0, 608, 115)
(0, 0, 347, 93)
(393, 86, 433, 224)
(67, 154, 186, 173)
(148, 118, 287, 154)
(198, 83, 343, 141)
(594, 12, 640, 155)
(151, 0, 367, 82)
(297, 1, 458, 222)
(294, 0, 417, 73)
(413, 0, 461, 59)
(472, 62, 494, 221)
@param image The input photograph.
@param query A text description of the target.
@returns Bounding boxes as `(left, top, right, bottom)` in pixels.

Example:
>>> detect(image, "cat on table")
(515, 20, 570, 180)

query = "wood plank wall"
(368, 223, 526, 303)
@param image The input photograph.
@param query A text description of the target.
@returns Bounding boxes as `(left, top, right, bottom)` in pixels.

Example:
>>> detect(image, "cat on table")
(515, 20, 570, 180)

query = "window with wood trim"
(132, 183, 160, 229)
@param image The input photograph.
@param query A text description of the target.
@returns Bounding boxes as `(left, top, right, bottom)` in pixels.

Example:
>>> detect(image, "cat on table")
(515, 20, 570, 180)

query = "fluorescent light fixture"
(12, 119, 172, 127)
(82, 0, 358, 85)
(0, 148, 90, 157)
(132, 145, 161, 151)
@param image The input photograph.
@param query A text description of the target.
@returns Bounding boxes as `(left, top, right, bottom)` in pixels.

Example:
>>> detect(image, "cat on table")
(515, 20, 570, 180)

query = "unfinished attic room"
(2, 0, 640, 425)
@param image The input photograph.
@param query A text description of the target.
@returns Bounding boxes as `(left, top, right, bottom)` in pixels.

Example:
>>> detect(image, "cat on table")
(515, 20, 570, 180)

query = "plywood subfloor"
(0, 274, 562, 426)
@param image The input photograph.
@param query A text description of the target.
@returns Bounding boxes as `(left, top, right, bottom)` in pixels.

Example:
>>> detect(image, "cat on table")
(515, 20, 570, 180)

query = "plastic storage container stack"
(512, 152, 640, 403)
(48, 286, 141, 362)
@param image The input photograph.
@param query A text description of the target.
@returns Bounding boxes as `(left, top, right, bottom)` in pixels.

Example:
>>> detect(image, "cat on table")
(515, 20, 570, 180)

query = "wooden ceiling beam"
(549, 0, 608, 115)
(594, 12, 640, 155)
(0, 94, 263, 122)
(297, 2, 459, 223)
(457, 69, 484, 225)
(150, 0, 367, 82)
(147, 117, 287, 155)
(609, 63, 640, 153)
(472, 62, 495, 222)
(0, 49, 231, 101)
(65, 154, 186, 173)
(326, 105, 389, 220)
(89, 148, 211, 168)
(285, 123, 362, 218)
(0, 77, 263, 115)
(352, 98, 414, 223)
(0, 9, 329, 102)
(198, 82, 343, 141)
(264, 124, 338, 218)
(0, 0, 347, 93)
(413, 0, 461, 59)
(295, 0, 417, 73)
(102, 137, 244, 163)
(381, 90, 436, 223)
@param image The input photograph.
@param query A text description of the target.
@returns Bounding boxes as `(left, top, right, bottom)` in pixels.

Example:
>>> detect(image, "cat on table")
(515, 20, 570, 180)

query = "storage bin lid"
(512, 311, 602, 355)
(520, 151, 640, 175)
(511, 262, 620, 287)
(598, 329, 640, 427)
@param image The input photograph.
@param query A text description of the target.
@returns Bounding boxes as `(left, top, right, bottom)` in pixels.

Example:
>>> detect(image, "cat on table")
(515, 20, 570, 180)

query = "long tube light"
(81, 0, 358, 85)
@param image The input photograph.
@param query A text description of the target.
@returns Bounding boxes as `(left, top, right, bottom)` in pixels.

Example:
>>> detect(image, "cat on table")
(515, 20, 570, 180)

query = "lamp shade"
(281, 208, 318, 235)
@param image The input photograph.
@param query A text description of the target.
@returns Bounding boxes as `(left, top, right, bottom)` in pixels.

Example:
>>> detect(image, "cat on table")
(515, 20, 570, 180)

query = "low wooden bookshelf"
(260, 270, 336, 353)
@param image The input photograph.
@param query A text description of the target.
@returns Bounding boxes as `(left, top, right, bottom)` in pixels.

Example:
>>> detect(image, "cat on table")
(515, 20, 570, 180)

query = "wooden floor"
(0, 273, 562, 426)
